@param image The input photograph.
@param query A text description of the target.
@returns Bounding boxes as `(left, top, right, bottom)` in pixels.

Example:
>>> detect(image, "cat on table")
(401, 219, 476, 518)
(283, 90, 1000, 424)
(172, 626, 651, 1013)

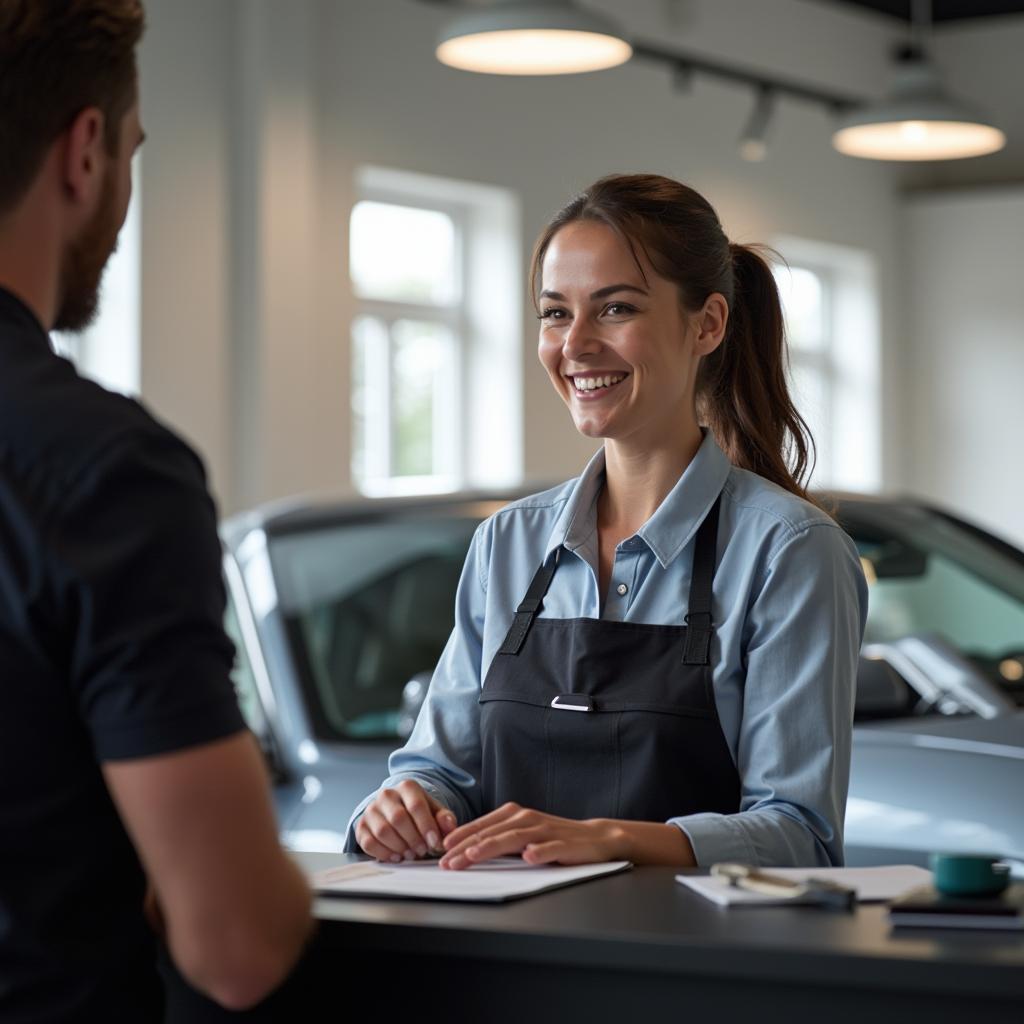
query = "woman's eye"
(604, 302, 635, 316)
(539, 308, 567, 321)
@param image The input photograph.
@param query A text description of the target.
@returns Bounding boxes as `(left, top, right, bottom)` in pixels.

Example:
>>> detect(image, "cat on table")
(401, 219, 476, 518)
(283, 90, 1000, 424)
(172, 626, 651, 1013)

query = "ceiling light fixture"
(831, 0, 1005, 161)
(435, 0, 632, 76)
(738, 86, 775, 162)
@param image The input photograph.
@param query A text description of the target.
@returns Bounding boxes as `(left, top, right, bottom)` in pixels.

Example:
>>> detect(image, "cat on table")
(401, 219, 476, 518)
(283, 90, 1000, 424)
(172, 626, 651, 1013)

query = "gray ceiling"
(822, 0, 1024, 22)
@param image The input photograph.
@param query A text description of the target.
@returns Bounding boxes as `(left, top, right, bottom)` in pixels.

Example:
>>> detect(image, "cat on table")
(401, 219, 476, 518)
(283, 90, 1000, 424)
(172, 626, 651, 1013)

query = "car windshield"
(268, 514, 481, 740)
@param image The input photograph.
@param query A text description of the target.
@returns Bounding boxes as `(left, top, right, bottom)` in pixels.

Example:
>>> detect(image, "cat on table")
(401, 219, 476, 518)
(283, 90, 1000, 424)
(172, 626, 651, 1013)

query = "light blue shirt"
(345, 431, 868, 867)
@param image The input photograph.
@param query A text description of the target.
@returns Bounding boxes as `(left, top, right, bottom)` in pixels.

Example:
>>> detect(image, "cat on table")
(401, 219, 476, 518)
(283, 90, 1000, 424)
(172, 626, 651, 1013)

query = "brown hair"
(530, 173, 818, 505)
(0, 0, 145, 214)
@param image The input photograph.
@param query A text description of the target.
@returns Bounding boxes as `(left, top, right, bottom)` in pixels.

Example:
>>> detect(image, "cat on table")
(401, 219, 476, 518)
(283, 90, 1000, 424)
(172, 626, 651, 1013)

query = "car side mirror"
(860, 539, 928, 579)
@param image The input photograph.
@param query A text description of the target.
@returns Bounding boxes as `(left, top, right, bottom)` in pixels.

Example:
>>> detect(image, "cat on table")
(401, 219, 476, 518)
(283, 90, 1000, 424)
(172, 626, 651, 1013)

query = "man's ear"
(61, 106, 106, 208)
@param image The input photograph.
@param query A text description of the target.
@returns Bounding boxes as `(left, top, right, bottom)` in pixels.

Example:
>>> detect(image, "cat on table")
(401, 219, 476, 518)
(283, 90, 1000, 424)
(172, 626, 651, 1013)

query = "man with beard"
(0, 3, 314, 1021)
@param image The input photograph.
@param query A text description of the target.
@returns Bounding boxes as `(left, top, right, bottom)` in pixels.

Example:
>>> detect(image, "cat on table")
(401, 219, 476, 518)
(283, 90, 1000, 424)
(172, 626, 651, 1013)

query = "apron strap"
(498, 548, 561, 655)
(682, 495, 722, 666)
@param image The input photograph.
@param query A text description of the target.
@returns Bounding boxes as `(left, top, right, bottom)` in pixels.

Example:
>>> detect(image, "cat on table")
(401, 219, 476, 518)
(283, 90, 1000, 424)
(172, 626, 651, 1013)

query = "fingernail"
(390, 854, 401, 864)
(403, 849, 415, 861)
(415, 844, 427, 858)
(426, 831, 440, 850)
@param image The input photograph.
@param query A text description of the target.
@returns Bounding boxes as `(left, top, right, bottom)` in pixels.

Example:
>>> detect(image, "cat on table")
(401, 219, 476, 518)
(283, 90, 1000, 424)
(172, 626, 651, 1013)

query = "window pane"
(350, 201, 457, 304)
(775, 265, 825, 352)
(789, 359, 830, 483)
(391, 319, 455, 478)
(351, 315, 390, 485)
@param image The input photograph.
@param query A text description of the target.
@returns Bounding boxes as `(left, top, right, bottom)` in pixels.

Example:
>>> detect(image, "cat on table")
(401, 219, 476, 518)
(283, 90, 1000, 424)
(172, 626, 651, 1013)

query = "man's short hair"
(0, 0, 145, 215)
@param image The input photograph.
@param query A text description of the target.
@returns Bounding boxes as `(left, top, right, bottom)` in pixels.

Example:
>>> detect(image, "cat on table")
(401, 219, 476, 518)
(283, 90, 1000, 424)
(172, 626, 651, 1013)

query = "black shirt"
(0, 287, 246, 1022)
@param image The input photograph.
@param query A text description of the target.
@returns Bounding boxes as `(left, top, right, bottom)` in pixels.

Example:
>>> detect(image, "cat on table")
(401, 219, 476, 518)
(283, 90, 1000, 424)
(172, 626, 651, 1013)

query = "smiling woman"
(345, 173, 868, 873)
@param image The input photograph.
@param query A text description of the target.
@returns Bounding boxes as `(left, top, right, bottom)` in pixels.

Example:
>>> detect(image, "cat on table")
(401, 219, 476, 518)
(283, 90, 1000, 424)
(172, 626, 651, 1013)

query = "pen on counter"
(711, 862, 856, 911)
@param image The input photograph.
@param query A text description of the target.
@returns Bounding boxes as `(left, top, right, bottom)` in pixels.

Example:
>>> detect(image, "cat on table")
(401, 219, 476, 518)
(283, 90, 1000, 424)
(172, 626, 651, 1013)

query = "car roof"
(221, 485, 938, 547)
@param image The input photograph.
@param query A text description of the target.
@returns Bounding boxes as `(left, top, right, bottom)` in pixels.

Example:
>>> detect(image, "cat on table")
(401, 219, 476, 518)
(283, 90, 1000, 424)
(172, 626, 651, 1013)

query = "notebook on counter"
(677, 865, 931, 907)
(888, 883, 1024, 930)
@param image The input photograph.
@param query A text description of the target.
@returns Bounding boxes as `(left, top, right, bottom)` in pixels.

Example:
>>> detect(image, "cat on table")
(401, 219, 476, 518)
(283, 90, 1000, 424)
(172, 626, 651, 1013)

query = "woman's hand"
(355, 780, 458, 862)
(438, 803, 623, 869)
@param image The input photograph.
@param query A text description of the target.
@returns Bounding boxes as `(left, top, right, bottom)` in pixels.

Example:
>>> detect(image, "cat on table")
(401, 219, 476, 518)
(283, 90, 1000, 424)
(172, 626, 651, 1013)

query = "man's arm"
(103, 730, 313, 1011)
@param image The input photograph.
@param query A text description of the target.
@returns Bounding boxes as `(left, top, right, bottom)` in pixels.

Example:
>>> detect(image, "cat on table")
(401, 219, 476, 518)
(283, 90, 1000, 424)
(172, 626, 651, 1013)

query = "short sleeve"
(50, 431, 245, 761)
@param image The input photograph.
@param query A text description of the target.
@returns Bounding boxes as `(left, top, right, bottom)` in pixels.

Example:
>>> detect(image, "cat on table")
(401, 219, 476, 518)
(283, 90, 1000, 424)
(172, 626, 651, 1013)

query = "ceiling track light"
(738, 86, 775, 163)
(831, 0, 1005, 161)
(418, 0, 1007, 162)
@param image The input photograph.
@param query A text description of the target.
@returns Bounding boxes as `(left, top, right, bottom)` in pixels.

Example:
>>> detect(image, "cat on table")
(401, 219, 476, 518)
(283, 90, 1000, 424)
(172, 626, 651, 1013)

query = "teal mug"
(930, 853, 1010, 897)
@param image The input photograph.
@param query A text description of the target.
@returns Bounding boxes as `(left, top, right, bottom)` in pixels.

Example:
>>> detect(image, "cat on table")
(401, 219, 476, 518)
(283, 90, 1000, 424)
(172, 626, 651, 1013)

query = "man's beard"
(53, 166, 122, 333)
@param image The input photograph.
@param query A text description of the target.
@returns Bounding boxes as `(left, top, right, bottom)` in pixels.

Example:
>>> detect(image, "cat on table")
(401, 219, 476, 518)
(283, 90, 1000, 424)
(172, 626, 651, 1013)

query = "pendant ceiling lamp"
(435, 0, 632, 76)
(831, 0, 1005, 161)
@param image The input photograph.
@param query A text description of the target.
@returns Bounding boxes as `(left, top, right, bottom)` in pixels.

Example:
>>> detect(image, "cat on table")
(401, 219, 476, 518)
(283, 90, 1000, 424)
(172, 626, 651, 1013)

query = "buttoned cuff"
(669, 812, 758, 867)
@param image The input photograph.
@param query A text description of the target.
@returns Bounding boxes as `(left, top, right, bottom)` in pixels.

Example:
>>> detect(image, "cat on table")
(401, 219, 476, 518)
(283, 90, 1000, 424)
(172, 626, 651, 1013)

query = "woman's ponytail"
(697, 243, 817, 504)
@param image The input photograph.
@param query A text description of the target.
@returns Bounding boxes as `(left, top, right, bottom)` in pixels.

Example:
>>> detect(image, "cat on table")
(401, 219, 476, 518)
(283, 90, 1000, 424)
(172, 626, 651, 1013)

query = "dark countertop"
(302, 854, 1024, 1001)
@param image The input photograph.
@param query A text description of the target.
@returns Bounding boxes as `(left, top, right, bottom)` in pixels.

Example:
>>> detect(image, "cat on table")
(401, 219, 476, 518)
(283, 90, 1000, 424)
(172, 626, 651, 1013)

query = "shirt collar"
(0, 285, 49, 340)
(544, 429, 731, 569)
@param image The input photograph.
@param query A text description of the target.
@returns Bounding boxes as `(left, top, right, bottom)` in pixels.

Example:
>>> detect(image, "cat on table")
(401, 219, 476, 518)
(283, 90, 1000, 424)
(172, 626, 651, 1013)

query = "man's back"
(0, 286, 244, 1021)
(1, 5, 314, 1016)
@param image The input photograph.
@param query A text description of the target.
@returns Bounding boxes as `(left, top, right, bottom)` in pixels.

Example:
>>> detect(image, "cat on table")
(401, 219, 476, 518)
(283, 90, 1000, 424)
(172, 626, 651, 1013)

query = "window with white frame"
(349, 167, 522, 497)
(772, 238, 881, 493)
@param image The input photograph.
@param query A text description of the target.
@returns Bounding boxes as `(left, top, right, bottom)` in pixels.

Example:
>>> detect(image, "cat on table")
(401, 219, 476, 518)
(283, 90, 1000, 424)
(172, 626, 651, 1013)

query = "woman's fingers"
(435, 806, 458, 837)
(440, 815, 606, 869)
(396, 781, 445, 854)
(358, 781, 458, 860)
(440, 823, 548, 869)
(356, 809, 409, 863)
(376, 788, 430, 858)
(522, 840, 577, 865)
(443, 802, 522, 850)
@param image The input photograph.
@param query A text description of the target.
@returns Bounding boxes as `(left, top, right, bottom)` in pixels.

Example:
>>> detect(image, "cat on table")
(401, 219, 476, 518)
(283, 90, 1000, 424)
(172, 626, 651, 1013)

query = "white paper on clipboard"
(309, 857, 632, 903)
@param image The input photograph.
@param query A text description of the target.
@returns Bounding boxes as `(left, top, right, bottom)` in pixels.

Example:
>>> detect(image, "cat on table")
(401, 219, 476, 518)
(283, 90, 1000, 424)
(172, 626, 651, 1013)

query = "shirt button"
(616, 583, 628, 596)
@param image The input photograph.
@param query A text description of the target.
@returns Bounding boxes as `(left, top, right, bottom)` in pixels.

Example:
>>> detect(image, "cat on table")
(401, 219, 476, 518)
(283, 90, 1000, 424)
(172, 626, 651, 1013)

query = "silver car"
(221, 492, 1024, 866)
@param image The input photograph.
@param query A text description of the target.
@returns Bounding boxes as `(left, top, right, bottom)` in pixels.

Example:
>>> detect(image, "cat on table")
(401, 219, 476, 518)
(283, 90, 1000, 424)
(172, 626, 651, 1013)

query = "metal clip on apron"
(478, 496, 741, 824)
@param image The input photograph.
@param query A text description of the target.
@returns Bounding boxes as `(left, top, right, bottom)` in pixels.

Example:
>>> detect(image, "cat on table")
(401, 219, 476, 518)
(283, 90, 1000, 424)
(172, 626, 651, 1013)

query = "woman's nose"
(562, 315, 602, 359)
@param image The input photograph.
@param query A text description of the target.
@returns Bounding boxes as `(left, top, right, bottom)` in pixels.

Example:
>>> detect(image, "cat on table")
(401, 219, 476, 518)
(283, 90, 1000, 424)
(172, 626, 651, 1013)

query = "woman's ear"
(694, 293, 729, 357)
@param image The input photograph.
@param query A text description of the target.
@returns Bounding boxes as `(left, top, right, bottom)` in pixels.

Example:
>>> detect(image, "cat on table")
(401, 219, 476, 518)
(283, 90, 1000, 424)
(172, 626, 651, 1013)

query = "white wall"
(138, 0, 234, 506)
(139, 0, 915, 513)
(905, 186, 1024, 547)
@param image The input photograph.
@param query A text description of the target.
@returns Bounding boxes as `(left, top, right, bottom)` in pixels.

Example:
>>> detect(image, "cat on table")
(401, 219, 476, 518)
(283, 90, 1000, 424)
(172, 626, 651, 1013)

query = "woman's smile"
(567, 371, 630, 400)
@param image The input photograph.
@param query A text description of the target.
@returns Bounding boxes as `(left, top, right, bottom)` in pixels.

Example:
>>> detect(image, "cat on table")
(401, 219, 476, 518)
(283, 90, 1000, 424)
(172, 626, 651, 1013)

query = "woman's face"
(537, 219, 723, 446)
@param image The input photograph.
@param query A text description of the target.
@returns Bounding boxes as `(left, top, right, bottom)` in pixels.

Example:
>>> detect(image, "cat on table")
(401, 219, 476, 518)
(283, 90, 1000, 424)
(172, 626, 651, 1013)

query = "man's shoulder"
(0, 344, 203, 503)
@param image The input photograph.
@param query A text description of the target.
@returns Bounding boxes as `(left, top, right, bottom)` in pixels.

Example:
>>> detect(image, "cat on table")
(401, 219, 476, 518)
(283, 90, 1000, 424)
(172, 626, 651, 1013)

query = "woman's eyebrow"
(539, 283, 649, 301)
(590, 283, 648, 300)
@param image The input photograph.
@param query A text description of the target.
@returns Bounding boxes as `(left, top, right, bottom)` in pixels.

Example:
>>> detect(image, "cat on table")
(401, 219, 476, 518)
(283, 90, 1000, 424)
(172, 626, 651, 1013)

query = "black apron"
(478, 496, 741, 823)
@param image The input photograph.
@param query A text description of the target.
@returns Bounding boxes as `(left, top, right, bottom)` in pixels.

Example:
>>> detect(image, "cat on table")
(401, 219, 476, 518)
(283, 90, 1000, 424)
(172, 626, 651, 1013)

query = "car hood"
(855, 710, 1024, 759)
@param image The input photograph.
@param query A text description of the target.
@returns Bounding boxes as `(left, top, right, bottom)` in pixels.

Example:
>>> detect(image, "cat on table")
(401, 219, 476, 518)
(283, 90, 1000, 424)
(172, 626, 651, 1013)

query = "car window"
(268, 517, 480, 741)
(850, 507, 1024, 700)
